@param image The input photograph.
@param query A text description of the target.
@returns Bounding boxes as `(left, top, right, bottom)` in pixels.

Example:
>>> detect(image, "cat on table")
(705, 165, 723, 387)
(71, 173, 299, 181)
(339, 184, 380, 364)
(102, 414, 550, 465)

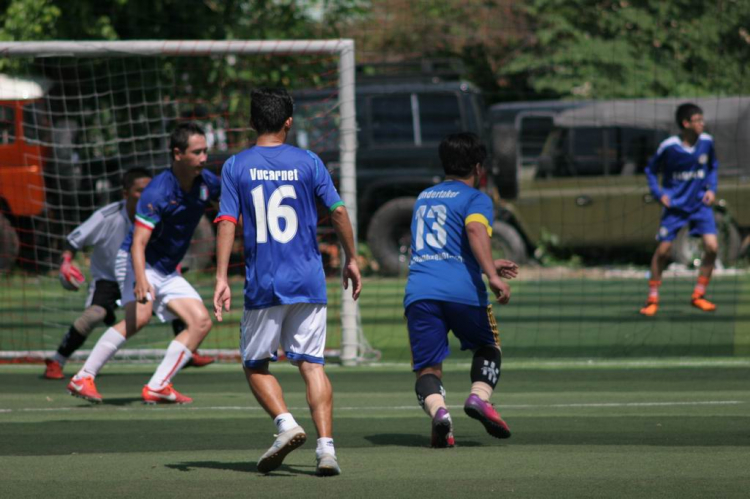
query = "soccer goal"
(0, 39, 376, 366)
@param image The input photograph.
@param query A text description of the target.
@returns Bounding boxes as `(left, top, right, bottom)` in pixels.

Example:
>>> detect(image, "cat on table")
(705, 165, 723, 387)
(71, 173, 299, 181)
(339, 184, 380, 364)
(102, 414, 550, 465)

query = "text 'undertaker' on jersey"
(645, 133, 718, 213)
(121, 168, 221, 275)
(404, 181, 494, 309)
(215, 144, 343, 310)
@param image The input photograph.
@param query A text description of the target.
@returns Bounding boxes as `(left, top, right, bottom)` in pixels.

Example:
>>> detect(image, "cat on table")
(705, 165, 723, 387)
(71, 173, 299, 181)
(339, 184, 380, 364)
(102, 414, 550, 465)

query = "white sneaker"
(316, 453, 341, 476)
(257, 426, 307, 473)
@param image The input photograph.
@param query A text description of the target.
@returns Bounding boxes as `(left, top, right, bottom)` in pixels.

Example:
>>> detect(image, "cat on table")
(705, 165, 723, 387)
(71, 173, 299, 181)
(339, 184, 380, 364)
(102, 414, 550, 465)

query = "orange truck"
(0, 74, 50, 270)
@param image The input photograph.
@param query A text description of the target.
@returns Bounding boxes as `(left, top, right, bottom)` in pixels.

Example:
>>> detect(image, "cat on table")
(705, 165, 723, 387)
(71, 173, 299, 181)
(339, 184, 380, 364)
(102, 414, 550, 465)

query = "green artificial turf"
(1, 362, 749, 498)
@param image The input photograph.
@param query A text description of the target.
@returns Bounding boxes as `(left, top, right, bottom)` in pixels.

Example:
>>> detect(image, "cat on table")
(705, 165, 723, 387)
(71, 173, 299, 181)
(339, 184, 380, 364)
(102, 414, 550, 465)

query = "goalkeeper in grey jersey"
(44, 168, 214, 379)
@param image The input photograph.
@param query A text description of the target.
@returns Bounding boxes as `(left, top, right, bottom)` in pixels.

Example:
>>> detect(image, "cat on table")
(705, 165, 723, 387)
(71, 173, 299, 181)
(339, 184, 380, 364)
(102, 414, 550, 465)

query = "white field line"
(0, 400, 743, 414)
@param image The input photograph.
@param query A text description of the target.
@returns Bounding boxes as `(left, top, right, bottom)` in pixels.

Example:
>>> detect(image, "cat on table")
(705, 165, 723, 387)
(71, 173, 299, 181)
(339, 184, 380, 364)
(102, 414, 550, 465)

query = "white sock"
(147, 340, 192, 390)
(52, 352, 68, 365)
(274, 412, 299, 434)
(316, 437, 335, 458)
(75, 328, 126, 380)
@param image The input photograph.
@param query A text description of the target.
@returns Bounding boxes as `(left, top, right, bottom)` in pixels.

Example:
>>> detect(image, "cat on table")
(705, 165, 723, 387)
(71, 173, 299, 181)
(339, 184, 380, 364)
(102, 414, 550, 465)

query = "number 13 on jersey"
(415, 204, 448, 250)
(251, 185, 299, 243)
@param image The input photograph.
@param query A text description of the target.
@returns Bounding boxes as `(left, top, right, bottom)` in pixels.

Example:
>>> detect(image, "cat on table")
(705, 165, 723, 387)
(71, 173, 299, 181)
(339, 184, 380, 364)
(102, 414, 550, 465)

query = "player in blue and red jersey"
(213, 87, 361, 476)
(405, 132, 517, 448)
(68, 123, 220, 404)
(640, 103, 719, 316)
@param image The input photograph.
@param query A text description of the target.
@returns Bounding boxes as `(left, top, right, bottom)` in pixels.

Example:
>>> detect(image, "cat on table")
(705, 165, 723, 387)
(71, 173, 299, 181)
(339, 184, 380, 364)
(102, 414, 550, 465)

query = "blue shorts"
(657, 205, 716, 242)
(405, 299, 499, 372)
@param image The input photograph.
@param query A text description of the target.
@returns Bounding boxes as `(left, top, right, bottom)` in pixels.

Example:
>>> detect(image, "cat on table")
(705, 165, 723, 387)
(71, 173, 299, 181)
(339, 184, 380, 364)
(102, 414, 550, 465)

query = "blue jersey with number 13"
(404, 181, 494, 309)
(216, 144, 343, 310)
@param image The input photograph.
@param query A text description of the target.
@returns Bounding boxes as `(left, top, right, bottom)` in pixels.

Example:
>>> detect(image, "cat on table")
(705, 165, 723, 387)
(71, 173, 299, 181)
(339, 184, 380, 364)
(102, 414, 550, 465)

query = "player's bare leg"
(692, 234, 718, 312)
(641, 241, 671, 316)
(299, 361, 340, 475)
(141, 298, 212, 404)
(416, 364, 454, 448)
(246, 365, 307, 474)
(67, 300, 152, 403)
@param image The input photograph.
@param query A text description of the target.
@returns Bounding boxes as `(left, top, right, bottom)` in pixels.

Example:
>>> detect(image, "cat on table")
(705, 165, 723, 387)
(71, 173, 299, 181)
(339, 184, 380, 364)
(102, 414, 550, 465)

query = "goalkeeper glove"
(59, 253, 85, 291)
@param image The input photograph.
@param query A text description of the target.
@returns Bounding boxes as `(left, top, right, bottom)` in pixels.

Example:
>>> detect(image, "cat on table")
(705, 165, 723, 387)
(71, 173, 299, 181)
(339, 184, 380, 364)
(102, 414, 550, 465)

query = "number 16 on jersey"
(251, 185, 299, 244)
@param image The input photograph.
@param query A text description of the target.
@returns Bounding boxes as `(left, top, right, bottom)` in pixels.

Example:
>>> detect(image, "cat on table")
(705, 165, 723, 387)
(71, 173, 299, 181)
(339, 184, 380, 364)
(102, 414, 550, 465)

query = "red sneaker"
(67, 376, 102, 403)
(142, 384, 193, 404)
(691, 295, 716, 312)
(44, 359, 64, 380)
(464, 394, 511, 439)
(186, 351, 215, 368)
(639, 297, 659, 317)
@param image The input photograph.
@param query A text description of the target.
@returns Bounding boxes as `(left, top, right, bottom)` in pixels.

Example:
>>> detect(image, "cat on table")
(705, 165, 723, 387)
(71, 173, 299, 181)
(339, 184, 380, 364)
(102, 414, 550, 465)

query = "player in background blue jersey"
(405, 133, 517, 448)
(640, 103, 719, 316)
(68, 123, 219, 404)
(213, 87, 361, 476)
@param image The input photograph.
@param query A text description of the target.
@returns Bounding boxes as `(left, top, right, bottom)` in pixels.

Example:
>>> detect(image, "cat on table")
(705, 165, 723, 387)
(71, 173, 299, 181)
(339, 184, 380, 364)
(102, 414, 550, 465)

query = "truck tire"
(181, 215, 215, 272)
(671, 211, 741, 267)
(0, 213, 20, 271)
(491, 220, 528, 265)
(367, 197, 416, 276)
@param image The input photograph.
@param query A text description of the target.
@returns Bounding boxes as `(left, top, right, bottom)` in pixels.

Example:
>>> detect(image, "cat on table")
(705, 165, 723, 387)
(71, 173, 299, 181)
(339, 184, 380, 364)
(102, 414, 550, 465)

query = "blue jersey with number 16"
(404, 181, 494, 309)
(216, 144, 343, 310)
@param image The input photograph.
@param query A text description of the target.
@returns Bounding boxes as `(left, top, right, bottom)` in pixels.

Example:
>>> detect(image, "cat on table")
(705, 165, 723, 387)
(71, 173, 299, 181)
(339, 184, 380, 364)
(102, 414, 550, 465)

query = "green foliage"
(502, 0, 750, 99)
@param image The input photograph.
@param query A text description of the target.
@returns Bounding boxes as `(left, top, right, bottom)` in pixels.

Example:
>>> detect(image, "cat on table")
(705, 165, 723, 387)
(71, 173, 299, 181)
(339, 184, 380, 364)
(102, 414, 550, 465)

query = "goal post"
(0, 39, 368, 365)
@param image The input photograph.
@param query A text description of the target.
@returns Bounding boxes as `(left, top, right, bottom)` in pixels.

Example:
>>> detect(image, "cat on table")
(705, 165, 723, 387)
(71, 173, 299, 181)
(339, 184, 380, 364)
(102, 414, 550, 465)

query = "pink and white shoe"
(464, 394, 511, 439)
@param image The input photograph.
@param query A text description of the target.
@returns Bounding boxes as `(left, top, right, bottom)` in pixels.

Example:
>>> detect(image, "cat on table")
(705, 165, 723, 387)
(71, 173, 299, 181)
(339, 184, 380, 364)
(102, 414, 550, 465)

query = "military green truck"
(488, 97, 750, 266)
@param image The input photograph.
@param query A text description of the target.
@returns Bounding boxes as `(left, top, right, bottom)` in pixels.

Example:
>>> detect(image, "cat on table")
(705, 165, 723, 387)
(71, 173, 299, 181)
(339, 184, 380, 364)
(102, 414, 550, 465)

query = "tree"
(501, 0, 750, 99)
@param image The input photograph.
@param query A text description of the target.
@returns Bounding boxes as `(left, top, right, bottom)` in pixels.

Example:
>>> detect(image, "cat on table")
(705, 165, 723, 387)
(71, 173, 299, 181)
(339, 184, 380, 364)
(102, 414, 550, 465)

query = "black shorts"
(87, 280, 121, 326)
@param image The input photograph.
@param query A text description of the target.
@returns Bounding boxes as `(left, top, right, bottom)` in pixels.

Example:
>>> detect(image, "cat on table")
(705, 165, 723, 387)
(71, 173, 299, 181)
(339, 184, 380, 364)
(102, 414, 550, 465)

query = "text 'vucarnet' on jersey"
(404, 181, 494, 308)
(121, 168, 221, 274)
(216, 144, 343, 310)
(645, 133, 718, 213)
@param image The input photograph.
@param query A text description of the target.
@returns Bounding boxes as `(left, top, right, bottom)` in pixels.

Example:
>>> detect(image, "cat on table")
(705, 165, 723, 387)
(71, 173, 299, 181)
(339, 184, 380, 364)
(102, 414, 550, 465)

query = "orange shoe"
(44, 359, 64, 380)
(691, 295, 716, 312)
(142, 384, 193, 405)
(186, 351, 215, 368)
(639, 297, 659, 317)
(67, 376, 102, 403)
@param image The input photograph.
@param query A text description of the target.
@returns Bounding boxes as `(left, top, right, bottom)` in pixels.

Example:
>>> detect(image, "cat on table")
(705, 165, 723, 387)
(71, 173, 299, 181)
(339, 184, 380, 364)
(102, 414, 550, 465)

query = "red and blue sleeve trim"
(214, 215, 238, 225)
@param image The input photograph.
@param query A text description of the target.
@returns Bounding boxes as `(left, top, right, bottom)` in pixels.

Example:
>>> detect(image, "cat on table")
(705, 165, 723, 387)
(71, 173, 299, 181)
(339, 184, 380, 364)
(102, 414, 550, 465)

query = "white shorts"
(241, 303, 327, 368)
(121, 255, 202, 322)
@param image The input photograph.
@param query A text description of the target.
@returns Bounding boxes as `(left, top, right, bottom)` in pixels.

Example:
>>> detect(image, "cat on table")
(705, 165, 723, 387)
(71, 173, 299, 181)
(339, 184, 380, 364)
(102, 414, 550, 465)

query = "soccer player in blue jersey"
(213, 87, 361, 476)
(640, 103, 719, 316)
(68, 123, 220, 404)
(405, 132, 516, 448)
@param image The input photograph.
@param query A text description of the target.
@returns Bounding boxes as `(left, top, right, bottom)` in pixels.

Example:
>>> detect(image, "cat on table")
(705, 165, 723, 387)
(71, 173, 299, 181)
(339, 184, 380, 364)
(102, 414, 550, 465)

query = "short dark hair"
(250, 87, 294, 135)
(676, 103, 703, 129)
(438, 132, 487, 177)
(122, 167, 152, 191)
(170, 122, 205, 159)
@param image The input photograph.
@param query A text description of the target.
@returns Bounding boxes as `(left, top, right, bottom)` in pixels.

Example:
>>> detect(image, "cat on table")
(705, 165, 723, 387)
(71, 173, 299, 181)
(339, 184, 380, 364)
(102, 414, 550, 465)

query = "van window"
(418, 94, 461, 143)
(0, 105, 15, 144)
(519, 116, 554, 167)
(618, 127, 668, 174)
(571, 128, 611, 176)
(371, 95, 413, 144)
